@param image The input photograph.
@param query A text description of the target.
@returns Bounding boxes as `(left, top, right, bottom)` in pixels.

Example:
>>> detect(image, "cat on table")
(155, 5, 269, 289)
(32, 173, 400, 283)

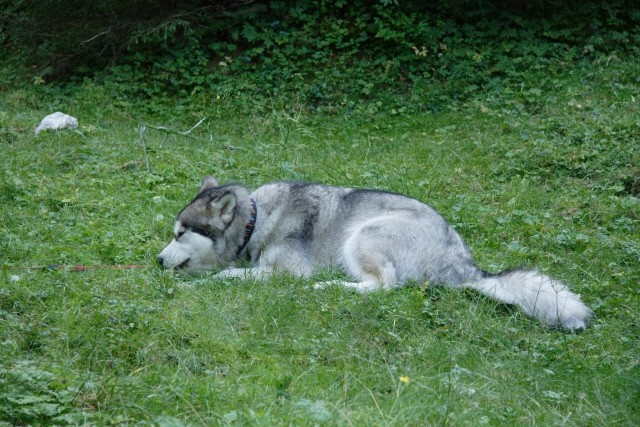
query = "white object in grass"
(35, 112, 78, 134)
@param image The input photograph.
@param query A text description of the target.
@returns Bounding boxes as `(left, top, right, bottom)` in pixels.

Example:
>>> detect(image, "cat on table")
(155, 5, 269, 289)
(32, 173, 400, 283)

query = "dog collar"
(236, 197, 257, 257)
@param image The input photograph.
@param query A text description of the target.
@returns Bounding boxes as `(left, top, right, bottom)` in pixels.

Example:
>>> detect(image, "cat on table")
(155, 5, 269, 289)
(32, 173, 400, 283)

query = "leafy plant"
(2, 1, 638, 111)
(0, 361, 89, 425)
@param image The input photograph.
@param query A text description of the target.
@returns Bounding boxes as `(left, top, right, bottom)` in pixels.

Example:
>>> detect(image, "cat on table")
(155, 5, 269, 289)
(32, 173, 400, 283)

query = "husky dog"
(158, 176, 592, 331)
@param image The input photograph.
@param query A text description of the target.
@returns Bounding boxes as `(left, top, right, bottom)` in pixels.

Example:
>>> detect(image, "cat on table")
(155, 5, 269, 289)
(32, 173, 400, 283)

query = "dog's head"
(157, 176, 251, 273)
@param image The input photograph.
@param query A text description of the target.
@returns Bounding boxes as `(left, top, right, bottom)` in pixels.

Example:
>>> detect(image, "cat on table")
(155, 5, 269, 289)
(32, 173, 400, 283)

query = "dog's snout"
(157, 255, 190, 270)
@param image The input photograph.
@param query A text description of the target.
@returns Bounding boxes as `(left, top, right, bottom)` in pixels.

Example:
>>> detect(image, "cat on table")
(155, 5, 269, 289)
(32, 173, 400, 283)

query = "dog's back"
(249, 182, 478, 284)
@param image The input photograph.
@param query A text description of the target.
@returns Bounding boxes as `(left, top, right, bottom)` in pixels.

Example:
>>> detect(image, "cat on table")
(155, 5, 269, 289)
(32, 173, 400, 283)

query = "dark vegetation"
(2, 1, 638, 110)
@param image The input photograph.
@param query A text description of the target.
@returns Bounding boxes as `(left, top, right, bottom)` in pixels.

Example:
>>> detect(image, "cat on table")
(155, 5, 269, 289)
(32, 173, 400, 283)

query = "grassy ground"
(1, 60, 639, 425)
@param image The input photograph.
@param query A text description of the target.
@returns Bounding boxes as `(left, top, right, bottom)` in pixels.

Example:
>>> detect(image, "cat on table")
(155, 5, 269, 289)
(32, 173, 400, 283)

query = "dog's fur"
(158, 176, 593, 331)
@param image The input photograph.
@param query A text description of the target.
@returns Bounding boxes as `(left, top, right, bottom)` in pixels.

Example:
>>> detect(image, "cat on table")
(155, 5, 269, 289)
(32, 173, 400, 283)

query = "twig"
(82, 28, 112, 44)
(143, 117, 207, 139)
(137, 125, 151, 173)
(5, 264, 149, 273)
(43, 264, 148, 271)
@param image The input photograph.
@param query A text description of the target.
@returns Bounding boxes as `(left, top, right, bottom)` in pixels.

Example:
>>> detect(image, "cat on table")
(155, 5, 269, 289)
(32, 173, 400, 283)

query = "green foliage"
(103, 0, 640, 111)
(0, 361, 89, 425)
(2, 1, 639, 110)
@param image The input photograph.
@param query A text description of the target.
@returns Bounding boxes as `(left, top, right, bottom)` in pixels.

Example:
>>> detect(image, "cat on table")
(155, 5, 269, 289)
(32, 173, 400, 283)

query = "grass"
(1, 59, 639, 425)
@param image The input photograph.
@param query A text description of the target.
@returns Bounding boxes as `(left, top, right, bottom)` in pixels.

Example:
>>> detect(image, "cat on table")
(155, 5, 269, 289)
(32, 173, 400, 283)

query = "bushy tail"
(465, 270, 593, 331)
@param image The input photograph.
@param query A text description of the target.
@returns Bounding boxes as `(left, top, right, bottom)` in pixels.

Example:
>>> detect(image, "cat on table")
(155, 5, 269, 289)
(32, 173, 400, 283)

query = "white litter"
(34, 112, 78, 134)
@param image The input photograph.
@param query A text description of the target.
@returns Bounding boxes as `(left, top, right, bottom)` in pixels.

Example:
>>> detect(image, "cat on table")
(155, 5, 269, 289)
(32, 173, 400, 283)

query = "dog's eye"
(175, 230, 185, 241)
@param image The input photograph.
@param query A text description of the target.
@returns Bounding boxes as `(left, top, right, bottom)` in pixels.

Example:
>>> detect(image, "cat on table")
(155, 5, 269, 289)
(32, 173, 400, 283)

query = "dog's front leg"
(214, 266, 272, 280)
(314, 279, 392, 293)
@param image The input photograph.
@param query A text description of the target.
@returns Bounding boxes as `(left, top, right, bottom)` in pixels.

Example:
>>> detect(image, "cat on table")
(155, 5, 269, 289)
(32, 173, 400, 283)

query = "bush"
(1, 1, 638, 110)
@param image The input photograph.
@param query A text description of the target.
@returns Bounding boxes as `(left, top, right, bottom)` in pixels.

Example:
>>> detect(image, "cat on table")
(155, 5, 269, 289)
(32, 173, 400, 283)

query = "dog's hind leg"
(315, 222, 400, 293)
(314, 259, 397, 293)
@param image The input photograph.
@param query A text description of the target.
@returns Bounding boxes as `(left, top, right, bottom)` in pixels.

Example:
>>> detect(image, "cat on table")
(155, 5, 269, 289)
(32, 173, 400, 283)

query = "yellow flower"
(399, 376, 410, 384)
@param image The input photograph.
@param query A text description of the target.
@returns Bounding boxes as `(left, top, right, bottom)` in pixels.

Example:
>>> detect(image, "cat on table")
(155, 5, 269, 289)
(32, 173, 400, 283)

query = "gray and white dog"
(158, 176, 592, 331)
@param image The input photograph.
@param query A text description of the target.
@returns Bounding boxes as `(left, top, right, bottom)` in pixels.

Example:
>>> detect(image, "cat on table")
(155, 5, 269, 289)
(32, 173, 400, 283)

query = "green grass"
(1, 60, 639, 425)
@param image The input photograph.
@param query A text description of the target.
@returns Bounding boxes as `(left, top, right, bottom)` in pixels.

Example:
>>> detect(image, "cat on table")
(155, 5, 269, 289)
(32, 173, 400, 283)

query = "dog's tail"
(463, 269, 593, 331)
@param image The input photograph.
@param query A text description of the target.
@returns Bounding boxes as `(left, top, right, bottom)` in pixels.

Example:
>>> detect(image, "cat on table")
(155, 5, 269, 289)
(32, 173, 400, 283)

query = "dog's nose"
(156, 256, 165, 268)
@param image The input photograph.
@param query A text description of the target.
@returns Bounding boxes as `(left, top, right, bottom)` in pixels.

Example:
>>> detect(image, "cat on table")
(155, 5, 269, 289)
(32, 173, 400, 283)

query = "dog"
(158, 176, 593, 331)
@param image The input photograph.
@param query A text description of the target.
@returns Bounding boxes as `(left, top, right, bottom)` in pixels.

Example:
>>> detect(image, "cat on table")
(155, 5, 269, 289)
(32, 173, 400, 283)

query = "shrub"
(1, 1, 638, 109)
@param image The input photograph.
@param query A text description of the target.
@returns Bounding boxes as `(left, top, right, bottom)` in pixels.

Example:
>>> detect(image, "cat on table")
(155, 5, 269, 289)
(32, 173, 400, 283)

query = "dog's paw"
(313, 282, 328, 290)
(313, 280, 388, 293)
(313, 280, 344, 290)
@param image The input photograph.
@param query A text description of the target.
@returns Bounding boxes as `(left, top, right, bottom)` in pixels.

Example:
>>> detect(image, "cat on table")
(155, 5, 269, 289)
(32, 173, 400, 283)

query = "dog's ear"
(209, 192, 237, 230)
(200, 176, 219, 192)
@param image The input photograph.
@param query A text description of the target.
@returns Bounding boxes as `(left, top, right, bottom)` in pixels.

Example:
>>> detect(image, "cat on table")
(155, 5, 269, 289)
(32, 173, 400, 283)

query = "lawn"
(1, 60, 638, 425)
